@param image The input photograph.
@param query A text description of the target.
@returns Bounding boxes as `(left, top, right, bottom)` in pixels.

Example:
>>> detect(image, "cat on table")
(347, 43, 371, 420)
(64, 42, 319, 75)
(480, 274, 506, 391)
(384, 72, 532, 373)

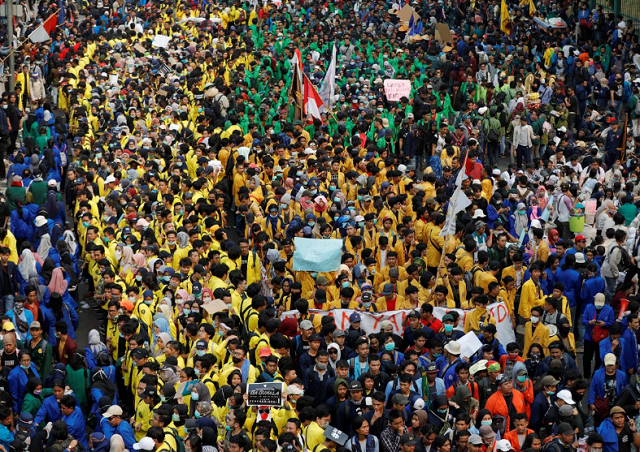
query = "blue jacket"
(581, 277, 606, 306)
(556, 267, 582, 307)
(43, 304, 78, 346)
(622, 328, 639, 373)
(34, 394, 62, 426)
(588, 368, 627, 405)
(6, 309, 34, 341)
(104, 419, 136, 450)
(598, 418, 620, 452)
(600, 337, 629, 372)
(440, 357, 462, 389)
(581, 304, 615, 342)
(8, 364, 39, 412)
(63, 406, 89, 449)
(544, 268, 560, 295)
(0, 424, 13, 452)
(529, 391, 551, 431)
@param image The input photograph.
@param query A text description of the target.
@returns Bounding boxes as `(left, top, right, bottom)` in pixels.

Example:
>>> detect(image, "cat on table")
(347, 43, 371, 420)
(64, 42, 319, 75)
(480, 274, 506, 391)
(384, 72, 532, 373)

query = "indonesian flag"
(29, 12, 58, 43)
(304, 74, 325, 121)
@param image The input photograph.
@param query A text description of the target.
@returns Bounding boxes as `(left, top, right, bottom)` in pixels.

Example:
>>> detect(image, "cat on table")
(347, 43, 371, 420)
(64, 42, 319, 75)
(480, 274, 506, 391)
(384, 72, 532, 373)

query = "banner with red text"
(282, 302, 515, 347)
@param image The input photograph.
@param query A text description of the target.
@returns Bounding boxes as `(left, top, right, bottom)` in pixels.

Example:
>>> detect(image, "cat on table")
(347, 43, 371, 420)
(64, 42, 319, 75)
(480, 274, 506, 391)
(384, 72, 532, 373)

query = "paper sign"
(152, 35, 171, 48)
(247, 382, 284, 406)
(109, 74, 119, 86)
(292, 238, 343, 272)
(457, 331, 484, 359)
(518, 227, 526, 246)
(134, 44, 147, 54)
(435, 23, 453, 44)
(282, 302, 515, 348)
(383, 79, 412, 102)
(202, 298, 228, 314)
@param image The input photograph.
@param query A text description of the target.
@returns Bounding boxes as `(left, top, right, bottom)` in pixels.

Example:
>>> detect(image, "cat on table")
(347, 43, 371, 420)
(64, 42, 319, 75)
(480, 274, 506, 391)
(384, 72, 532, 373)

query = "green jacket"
(28, 180, 48, 206)
(26, 337, 53, 380)
(21, 388, 53, 417)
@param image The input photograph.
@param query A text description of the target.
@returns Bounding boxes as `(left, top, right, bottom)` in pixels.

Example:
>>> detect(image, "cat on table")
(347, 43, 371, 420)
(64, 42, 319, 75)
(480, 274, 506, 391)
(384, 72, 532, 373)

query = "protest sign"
(282, 302, 515, 347)
(247, 382, 284, 406)
(152, 35, 171, 48)
(457, 332, 484, 358)
(383, 79, 411, 102)
(435, 23, 453, 44)
(292, 238, 342, 272)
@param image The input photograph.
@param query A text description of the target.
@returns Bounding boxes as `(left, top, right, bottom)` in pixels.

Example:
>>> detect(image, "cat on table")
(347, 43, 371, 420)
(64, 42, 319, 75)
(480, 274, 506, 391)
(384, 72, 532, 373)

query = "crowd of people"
(0, 1, 639, 452)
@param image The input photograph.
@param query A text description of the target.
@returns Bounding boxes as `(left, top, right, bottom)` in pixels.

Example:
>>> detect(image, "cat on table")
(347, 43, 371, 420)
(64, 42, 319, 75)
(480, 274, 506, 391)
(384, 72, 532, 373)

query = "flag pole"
(1, 9, 61, 64)
(7, 0, 14, 91)
(435, 151, 469, 280)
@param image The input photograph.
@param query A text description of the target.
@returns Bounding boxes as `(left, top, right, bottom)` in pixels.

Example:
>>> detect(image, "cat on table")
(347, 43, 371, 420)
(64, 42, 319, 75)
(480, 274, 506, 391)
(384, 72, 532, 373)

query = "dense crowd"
(0, 1, 640, 452)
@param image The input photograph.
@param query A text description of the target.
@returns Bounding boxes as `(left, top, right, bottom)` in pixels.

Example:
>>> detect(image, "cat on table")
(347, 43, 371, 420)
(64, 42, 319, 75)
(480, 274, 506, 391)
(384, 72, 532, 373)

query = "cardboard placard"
(247, 382, 284, 406)
(134, 44, 147, 54)
(152, 35, 171, 48)
(435, 23, 453, 44)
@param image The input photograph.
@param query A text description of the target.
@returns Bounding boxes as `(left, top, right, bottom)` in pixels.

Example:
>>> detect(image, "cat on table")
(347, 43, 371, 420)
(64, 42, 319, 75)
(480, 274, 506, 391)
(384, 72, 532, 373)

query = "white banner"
(282, 302, 515, 348)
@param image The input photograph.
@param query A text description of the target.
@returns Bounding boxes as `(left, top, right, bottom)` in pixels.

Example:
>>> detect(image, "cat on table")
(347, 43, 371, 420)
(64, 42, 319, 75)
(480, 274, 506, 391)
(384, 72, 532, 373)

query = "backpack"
(249, 336, 269, 366)
(608, 245, 630, 268)
(285, 215, 304, 239)
(464, 267, 481, 293)
(487, 118, 501, 142)
(166, 428, 184, 452)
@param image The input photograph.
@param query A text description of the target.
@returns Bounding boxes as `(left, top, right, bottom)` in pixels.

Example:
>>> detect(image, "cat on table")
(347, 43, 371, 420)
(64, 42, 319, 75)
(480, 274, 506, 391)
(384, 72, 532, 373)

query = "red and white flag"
(29, 12, 58, 43)
(304, 75, 325, 121)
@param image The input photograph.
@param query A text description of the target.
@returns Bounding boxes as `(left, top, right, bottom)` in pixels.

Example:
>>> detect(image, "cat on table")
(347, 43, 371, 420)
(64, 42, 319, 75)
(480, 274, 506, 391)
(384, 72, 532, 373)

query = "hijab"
(18, 249, 37, 281)
(120, 246, 135, 273)
(109, 435, 126, 452)
(132, 253, 147, 271)
(37, 234, 53, 259)
(40, 257, 55, 283)
(451, 384, 473, 415)
(88, 329, 108, 356)
(48, 267, 68, 294)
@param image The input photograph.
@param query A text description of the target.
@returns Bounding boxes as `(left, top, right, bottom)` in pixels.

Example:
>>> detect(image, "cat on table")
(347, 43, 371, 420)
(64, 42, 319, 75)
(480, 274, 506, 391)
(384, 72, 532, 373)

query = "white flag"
(29, 26, 50, 43)
(440, 185, 471, 237)
(318, 45, 336, 113)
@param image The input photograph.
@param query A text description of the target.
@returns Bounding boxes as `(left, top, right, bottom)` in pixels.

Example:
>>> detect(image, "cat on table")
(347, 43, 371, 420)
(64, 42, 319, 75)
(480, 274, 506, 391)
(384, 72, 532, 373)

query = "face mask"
(194, 411, 201, 419)
(232, 356, 243, 364)
(334, 216, 339, 221)
(136, 275, 142, 282)
(481, 420, 492, 426)
(444, 325, 453, 333)
(167, 240, 176, 246)
(308, 222, 315, 227)
(115, 250, 122, 261)
(433, 353, 441, 358)
(280, 203, 288, 210)
(20, 365, 29, 371)
(296, 171, 303, 177)
(546, 390, 555, 396)
(160, 396, 167, 403)
(363, 302, 371, 308)
(341, 281, 350, 288)
(172, 413, 180, 422)
(531, 315, 540, 323)
(310, 190, 317, 195)
(517, 375, 527, 383)
(196, 350, 205, 357)
(316, 362, 327, 371)
(596, 304, 603, 310)
(82, 221, 90, 228)
(183, 309, 191, 315)
(385, 343, 395, 352)
(34, 389, 42, 395)
(437, 408, 448, 415)
(194, 368, 201, 377)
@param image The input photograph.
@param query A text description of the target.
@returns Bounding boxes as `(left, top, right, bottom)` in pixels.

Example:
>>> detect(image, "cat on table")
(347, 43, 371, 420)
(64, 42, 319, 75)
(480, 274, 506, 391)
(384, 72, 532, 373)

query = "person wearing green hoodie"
(20, 377, 53, 417)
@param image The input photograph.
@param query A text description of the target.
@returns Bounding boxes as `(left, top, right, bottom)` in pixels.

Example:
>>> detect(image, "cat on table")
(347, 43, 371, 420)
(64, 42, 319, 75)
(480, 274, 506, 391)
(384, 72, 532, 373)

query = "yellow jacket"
(426, 226, 444, 267)
(518, 279, 544, 319)
(524, 321, 550, 356)
(464, 308, 496, 333)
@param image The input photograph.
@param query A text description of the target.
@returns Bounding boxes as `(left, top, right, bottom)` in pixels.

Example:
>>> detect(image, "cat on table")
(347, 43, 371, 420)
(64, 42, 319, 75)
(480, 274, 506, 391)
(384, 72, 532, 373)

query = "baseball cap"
(348, 381, 363, 391)
(309, 333, 323, 342)
(496, 440, 513, 451)
(133, 438, 155, 451)
(300, 320, 314, 330)
(391, 393, 409, 405)
(258, 347, 272, 358)
(594, 293, 606, 308)
(556, 389, 575, 405)
(469, 435, 483, 446)
(195, 340, 208, 349)
(604, 353, 617, 366)
(104, 405, 124, 418)
(496, 374, 510, 385)
(350, 312, 361, 323)
(557, 422, 574, 436)
(610, 406, 626, 416)
(400, 434, 417, 446)
(30, 321, 41, 330)
(575, 234, 586, 241)
(334, 329, 346, 338)
(479, 425, 496, 438)
(539, 375, 560, 386)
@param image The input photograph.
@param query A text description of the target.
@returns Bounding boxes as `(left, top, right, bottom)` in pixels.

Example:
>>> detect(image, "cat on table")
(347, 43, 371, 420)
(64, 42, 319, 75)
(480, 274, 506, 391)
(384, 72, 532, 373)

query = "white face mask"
(531, 315, 540, 324)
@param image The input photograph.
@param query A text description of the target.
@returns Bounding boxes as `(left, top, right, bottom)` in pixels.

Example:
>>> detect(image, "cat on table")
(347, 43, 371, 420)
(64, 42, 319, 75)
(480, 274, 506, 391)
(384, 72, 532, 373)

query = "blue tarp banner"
(292, 238, 343, 272)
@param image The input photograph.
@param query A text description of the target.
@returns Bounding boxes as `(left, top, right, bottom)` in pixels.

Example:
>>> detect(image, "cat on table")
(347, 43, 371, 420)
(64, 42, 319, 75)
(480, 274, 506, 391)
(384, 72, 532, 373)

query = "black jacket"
(0, 262, 19, 297)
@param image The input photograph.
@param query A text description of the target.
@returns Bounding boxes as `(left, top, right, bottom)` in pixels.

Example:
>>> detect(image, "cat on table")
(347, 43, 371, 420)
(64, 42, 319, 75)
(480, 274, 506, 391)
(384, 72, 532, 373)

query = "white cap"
(103, 405, 123, 418)
(104, 175, 116, 184)
(604, 353, 617, 366)
(556, 389, 575, 405)
(478, 106, 488, 115)
(286, 385, 304, 396)
(35, 216, 47, 228)
(133, 438, 155, 451)
(136, 219, 150, 228)
(47, 179, 57, 187)
(496, 440, 513, 452)
(594, 293, 606, 307)
(444, 341, 461, 355)
(304, 148, 316, 155)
